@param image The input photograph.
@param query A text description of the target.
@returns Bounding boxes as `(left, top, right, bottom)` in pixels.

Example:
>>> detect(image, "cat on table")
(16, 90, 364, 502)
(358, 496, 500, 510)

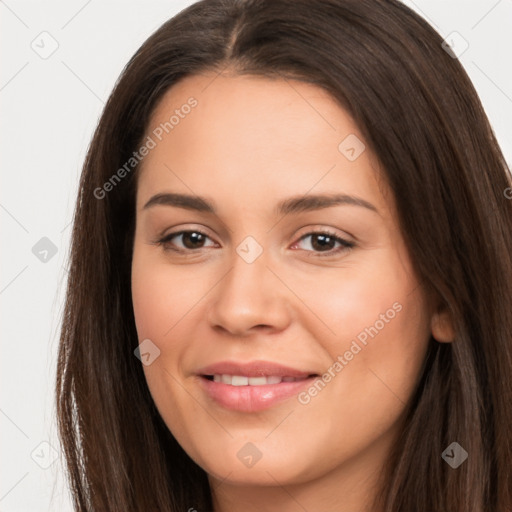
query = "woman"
(56, 0, 512, 510)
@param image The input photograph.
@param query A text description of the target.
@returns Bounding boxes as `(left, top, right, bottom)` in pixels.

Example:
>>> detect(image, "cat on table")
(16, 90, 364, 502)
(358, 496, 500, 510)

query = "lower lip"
(197, 376, 316, 412)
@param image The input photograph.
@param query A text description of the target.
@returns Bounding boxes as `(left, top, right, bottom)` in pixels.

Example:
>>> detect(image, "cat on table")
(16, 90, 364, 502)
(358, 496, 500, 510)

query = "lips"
(195, 360, 319, 412)
(210, 374, 308, 385)
(196, 360, 317, 379)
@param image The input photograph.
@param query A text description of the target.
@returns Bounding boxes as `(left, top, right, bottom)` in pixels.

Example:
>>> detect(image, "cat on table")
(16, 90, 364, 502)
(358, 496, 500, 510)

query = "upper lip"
(196, 360, 318, 378)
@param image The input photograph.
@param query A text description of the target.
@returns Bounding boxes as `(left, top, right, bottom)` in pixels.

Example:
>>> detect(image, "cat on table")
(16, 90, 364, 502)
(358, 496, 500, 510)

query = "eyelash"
(154, 229, 355, 257)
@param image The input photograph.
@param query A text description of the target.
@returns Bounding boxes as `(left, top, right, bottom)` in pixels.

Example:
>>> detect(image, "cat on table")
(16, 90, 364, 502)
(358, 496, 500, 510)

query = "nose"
(206, 246, 292, 337)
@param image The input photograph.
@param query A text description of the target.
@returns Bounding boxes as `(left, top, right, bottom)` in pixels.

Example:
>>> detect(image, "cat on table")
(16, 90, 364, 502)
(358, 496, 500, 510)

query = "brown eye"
(292, 231, 355, 256)
(310, 233, 337, 251)
(157, 230, 217, 252)
(179, 231, 207, 249)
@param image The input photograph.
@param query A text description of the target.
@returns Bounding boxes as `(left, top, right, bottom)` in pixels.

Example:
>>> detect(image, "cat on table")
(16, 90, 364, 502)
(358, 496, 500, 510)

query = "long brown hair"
(56, 0, 512, 510)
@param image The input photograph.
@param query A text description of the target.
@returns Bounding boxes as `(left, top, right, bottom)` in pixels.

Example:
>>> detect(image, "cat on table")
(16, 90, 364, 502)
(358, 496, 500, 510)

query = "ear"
(430, 306, 455, 343)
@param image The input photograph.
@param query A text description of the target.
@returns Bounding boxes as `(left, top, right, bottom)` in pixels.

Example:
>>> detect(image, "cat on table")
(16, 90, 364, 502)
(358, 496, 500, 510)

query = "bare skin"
(131, 71, 454, 512)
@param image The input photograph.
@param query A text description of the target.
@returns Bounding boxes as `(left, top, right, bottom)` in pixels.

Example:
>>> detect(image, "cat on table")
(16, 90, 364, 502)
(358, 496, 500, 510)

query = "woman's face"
(131, 72, 440, 496)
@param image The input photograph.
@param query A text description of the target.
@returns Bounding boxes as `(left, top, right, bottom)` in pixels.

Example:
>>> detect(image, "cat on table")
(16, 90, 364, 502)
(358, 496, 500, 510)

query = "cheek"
(291, 249, 431, 410)
(131, 249, 209, 453)
(287, 252, 420, 355)
(131, 250, 208, 340)
(285, 263, 430, 469)
(321, 262, 429, 407)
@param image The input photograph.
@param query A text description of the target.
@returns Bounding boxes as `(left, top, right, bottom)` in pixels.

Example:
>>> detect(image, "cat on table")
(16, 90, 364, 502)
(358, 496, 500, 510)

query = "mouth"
(201, 374, 317, 385)
(195, 360, 320, 412)
(198, 374, 319, 412)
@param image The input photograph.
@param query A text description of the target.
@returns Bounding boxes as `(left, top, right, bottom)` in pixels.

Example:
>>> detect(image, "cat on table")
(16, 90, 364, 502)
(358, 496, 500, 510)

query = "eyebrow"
(143, 192, 379, 216)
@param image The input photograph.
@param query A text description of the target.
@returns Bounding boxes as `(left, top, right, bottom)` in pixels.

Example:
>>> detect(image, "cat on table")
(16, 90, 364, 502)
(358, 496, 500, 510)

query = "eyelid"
(156, 223, 213, 239)
(294, 225, 355, 244)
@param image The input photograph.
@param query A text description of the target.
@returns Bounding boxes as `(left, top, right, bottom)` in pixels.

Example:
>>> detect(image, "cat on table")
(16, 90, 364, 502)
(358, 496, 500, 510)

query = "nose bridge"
(207, 236, 290, 334)
(222, 240, 273, 309)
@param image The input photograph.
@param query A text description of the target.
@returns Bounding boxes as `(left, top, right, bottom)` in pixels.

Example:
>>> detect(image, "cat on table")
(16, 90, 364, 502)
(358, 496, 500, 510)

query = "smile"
(206, 374, 312, 385)
(198, 374, 318, 412)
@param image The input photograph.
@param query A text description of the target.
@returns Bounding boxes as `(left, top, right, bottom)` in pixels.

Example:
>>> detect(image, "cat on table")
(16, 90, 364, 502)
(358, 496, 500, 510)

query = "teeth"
(232, 376, 249, 386)
(248, 376, 267, 386)
(210, 374, 307, 386)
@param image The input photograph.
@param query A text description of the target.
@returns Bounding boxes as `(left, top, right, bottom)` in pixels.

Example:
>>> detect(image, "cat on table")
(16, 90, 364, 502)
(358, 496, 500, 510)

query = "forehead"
(136, 72, 391, 219)
(144, 71, 356, 157)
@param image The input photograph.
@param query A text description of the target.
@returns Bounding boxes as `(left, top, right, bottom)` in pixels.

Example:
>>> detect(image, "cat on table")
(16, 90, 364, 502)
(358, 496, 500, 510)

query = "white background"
(1, 1, 511, 510)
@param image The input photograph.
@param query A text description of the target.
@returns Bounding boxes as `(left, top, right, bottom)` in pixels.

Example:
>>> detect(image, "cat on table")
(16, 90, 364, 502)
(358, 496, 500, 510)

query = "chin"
(198, 450, 315, 487)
